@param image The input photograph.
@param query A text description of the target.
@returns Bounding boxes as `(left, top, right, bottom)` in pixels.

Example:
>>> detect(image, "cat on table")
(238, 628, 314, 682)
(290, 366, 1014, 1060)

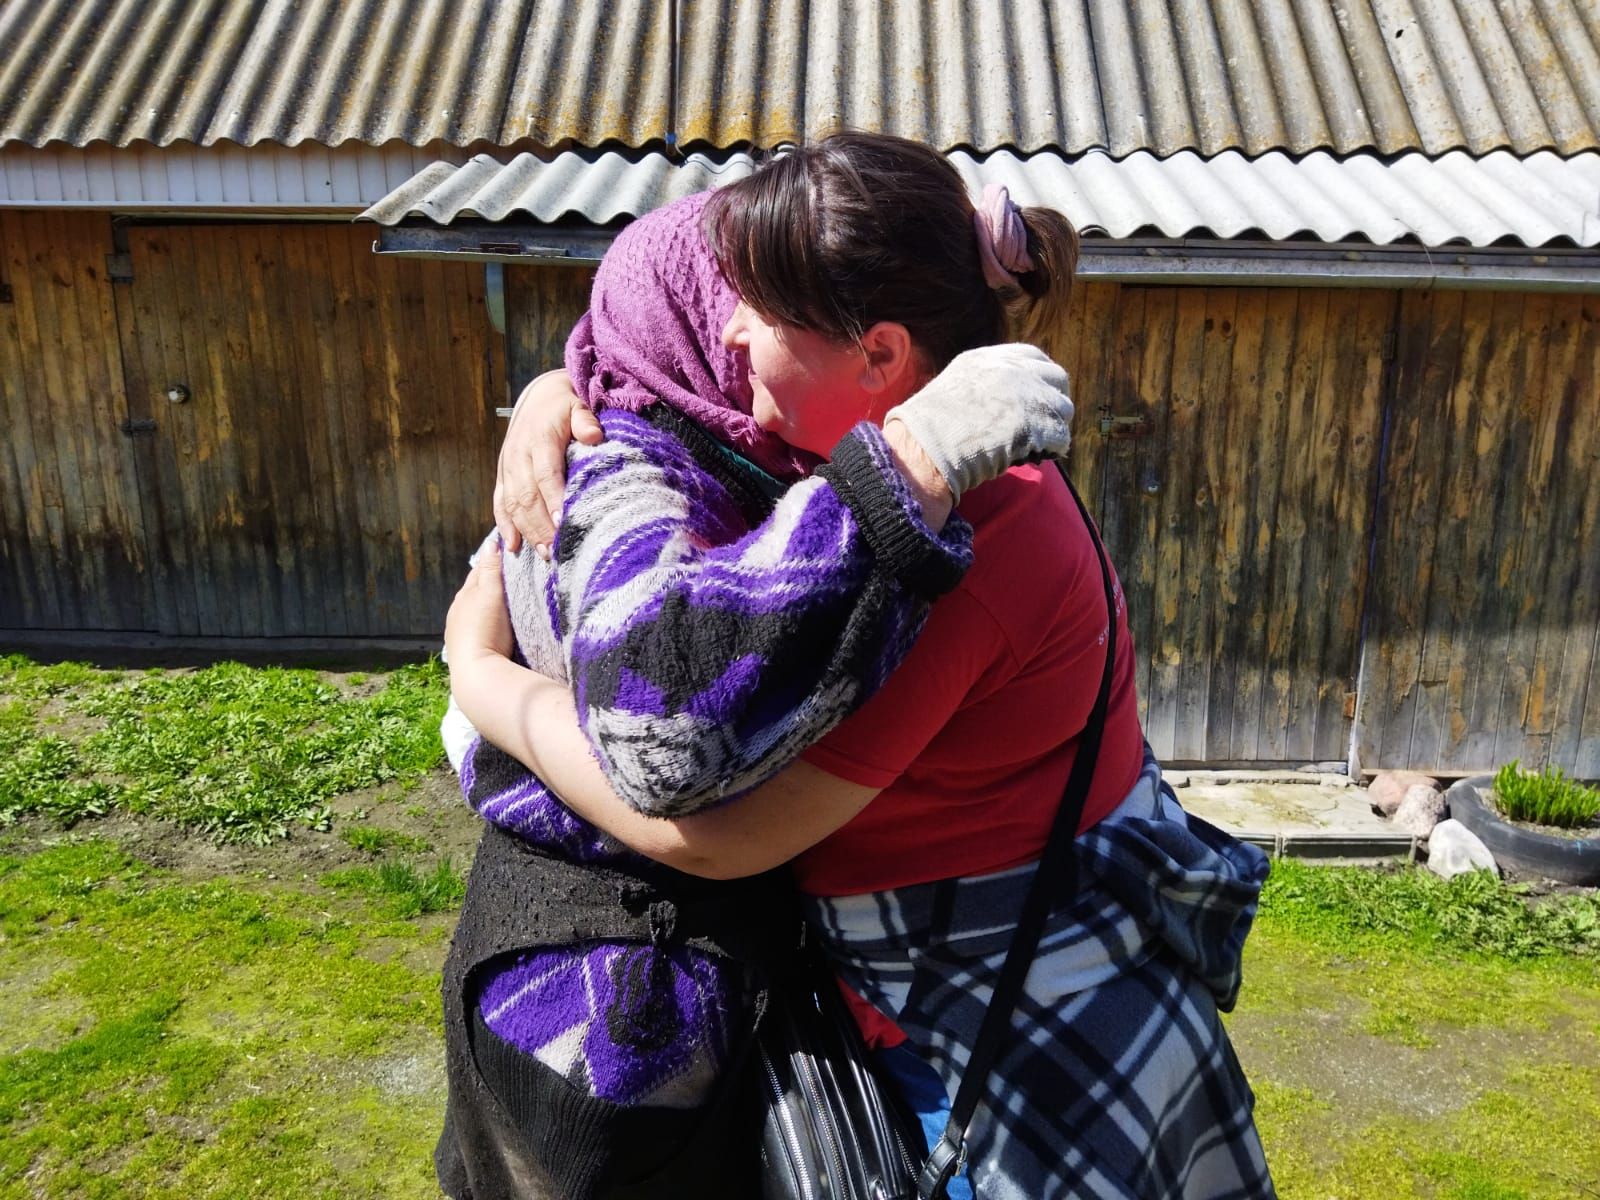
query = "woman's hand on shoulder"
(494, 370, 605, 556)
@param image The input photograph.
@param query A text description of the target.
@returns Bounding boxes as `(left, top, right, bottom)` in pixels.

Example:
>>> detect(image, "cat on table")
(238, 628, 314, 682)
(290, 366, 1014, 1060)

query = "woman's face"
(721, 300, 889, 458)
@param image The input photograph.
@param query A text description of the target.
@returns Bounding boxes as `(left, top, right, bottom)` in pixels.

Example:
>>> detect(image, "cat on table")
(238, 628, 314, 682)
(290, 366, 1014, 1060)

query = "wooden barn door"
(117, 224, 504, 637)
(1066, 285, 1397, 766)
(0, 211, 157, 631)
(1358, 291, 1600, 779)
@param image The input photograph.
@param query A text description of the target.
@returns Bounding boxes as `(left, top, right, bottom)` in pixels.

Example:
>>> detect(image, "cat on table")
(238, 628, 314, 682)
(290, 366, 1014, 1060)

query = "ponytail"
(1006, 207, 1080, 358)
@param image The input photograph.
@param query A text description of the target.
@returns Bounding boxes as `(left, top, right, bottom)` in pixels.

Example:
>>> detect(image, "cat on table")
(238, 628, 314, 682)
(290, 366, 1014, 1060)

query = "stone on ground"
(1427, 819, 1498, 880)
(1367, 770, 1442, 816)
(1393, 783, 1447, 838)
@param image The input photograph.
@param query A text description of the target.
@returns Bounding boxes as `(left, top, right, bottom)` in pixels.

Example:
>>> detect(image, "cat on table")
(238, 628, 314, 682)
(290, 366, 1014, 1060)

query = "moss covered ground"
(2, 656, 1598, 1198)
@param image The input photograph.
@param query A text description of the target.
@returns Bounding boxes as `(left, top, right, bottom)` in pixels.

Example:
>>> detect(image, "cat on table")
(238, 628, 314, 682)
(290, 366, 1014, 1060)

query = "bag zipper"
(761, 1046, 820, 1200)
(796, 1045, 854, 1196)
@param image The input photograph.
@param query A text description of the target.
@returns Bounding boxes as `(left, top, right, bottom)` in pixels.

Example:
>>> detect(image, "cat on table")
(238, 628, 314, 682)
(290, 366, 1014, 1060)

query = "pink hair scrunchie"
(973, 183, 1034, 290)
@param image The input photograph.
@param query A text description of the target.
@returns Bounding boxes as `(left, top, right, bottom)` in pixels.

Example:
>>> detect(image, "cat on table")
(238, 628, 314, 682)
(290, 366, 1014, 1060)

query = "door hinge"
(1097, 408, 1153, 439)
(0, 281, 12, 304)
(1343, 691, 1358, 720)
(106, 252, 134, 283)
(119, 417, 157, 437)
(1380, 329, 1397, 362)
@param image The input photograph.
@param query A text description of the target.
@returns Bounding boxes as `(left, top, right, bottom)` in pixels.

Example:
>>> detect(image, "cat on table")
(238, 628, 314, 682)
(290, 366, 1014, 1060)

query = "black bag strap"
(917, 472, 1118, 1200)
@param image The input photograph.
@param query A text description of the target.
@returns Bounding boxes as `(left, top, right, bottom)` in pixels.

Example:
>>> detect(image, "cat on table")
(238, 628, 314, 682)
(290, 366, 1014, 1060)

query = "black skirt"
(434, 822, 799, 1200)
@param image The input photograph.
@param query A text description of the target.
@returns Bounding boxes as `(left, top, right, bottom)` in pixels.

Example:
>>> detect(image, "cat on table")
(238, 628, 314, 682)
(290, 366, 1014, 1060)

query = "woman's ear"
(856, 321, 918, 397)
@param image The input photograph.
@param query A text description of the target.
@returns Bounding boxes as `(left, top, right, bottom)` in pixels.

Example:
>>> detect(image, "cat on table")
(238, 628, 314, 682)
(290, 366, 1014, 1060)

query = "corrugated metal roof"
(3, 0, 1600, 157)
(358, 148, 1600, 250)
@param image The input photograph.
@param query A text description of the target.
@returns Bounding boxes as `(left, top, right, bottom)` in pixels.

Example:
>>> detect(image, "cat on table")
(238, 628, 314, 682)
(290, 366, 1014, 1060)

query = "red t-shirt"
(794, 463, 1144, 898)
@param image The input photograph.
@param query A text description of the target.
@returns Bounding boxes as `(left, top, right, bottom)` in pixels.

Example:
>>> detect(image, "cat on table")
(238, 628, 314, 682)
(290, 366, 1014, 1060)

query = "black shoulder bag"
(759, 475, 1119, 1200)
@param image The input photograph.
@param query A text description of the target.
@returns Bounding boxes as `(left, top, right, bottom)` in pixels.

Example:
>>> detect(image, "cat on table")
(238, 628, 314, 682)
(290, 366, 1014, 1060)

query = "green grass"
(340, 824, 431, 856)
(323, 859, 466, 919)
(4, 658, 1599, 1198)
(1491, 760, 1600, 829)
(0, 839, 451, 1199)
(1237, 861, 1600, 1198)
(0, 655, 449, 844)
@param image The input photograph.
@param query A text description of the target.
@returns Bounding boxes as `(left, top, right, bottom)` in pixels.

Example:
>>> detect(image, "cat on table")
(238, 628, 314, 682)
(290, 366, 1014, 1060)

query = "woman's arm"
(447, 551, 877, 878)
(548, 411, 969, 817)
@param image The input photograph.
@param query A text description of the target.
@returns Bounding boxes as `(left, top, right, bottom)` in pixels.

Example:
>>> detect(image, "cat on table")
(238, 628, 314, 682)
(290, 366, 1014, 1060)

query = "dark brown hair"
(704, 131, 1079, 371)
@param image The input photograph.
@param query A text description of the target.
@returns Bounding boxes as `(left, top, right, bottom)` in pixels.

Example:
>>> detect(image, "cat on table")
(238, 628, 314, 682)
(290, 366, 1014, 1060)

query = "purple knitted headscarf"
(564, 191, 819, 482)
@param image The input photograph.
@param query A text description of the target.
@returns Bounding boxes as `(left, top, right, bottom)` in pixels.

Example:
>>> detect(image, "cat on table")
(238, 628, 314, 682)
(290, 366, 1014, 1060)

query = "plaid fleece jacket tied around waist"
(808, 751, 1276, 1200)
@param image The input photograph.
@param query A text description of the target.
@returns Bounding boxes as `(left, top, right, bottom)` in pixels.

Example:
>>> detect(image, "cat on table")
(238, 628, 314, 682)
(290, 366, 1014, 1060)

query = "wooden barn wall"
(1057, 283, 1395, 766)
(1359, 291, 1600, 779)
(504, 264, 595, 401)
(0, 211, 154, 631)
(113, 224, 507, 637)
(6, 220, 1599, 777)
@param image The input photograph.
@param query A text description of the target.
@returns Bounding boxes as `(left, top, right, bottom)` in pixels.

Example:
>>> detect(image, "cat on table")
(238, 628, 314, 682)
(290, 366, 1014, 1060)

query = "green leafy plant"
(1491, 760, 1600, 829)
(322, 858, 465, 918)
(341, 824, 431, 855)
(0, 656, 450, 844)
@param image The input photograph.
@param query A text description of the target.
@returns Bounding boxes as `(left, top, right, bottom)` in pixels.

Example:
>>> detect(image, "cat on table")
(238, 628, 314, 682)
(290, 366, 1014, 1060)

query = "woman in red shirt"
(449, 132, 1273, 1199)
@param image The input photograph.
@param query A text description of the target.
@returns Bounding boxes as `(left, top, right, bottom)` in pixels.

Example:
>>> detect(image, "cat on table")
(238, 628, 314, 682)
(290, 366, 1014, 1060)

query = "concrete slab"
(1175, 778, 1416, 862)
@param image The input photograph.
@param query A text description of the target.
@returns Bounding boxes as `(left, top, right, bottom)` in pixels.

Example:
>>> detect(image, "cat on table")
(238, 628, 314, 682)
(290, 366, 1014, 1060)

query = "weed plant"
(0, 655, 449, 844)
(323, 858, 466, 918)
(1491, 759, 1600, 828)
(1260, 858, 1600, 961)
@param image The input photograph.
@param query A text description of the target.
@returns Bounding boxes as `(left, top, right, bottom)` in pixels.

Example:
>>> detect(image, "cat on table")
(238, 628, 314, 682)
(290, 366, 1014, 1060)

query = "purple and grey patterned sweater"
(449, 194, 974, 1112)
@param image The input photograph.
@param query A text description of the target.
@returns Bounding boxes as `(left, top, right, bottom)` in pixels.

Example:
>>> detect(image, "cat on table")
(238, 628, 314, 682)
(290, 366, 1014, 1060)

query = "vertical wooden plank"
(1467, 291, 1534, 769)
(422, 256, 478, 621)
(0, 212, 54, 628)
(1228, 287, 1299, 761)
(126, 228, 205, 635)
(1169, 289, 1237, 760)
(1098, 286, 1154, 729)
(1057, 281, 1117, 521)
(1142, 288, 1208, 761)
(43, 212, 114, 629)
(447, 255, 501, 537)
(1310, 288, 1393, 762)
(172, 226, 251, 637)
(80, 218, 160, 631)
(1290, 289, 1357, 762)
(278, 225, 355, 637)
(15, 211, 91, 629)
(1489, 292, 1559, 771)
(1204, 288, 1267, 761)
(1113, 286, 1177, 739)
(504, 264, 594, 399)
(1362, 290, 1460, 769)
(105, 231, 168, 634)
(0, 214, 44, 626)
(1259, 289, 1329, 760)
(236, 224, 310, 635)
(1548, 295, 1600, 778)
(62, 210, 142, 630)
(211, 224, 285, 637)
(352, 241, 413, 633)
(326, 225, 392, 634)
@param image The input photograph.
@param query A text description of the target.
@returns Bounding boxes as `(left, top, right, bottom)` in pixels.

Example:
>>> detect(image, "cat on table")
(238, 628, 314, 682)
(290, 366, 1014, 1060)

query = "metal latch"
(119, 417, 157, 437)
(1098, 408, 1153, 439)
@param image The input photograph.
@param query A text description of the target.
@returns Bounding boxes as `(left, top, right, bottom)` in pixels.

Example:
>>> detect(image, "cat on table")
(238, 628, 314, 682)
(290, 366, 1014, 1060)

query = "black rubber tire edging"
(1446, 775, 1600, 887)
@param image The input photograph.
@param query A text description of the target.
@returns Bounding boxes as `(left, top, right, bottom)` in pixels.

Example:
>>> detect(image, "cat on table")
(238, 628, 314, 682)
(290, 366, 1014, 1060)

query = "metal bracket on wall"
(0, 281, 11, 304)
(106, 252, 134, 283)
(1098, 409, 1153, 439)
(119, 417, 157, 437)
